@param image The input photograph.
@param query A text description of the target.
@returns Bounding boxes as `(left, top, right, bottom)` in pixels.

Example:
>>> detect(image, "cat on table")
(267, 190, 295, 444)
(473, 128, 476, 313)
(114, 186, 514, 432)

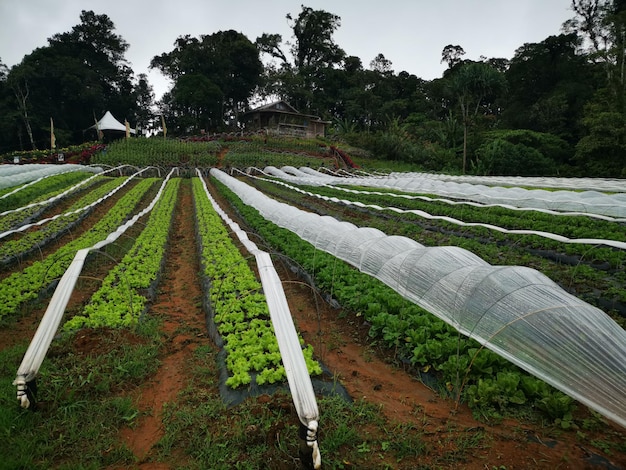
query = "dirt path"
(119, 179, 207, 466)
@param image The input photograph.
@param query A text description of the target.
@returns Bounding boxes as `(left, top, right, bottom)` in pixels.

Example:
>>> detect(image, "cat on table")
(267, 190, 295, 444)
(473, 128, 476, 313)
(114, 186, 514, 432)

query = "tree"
(287, 6, 345, 70)
(574, 89, 626, 175)
(441, 44, 466, 68)
(0, 59, 7, 81)
(563, 1, 626, 175)
(0, 59, 18, 153)
(48, 10, 134, 111)
(447, 62, 507, 173)
(501, 34, 596, 143)
(134, 73, 155, 135)
(2, 11, 137, 150)
(369, 53, 393, 75)
(256, 5, 345, 114)
(151, 30, 262, 132)
(173, 74, 222, 132)
(565, 0, 626, 106)
(9, 75, 37, 149)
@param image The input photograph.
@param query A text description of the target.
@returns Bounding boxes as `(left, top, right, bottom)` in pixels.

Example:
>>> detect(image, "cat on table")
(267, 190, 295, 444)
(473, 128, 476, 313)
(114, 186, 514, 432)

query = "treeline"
(1, 2, 625, 177)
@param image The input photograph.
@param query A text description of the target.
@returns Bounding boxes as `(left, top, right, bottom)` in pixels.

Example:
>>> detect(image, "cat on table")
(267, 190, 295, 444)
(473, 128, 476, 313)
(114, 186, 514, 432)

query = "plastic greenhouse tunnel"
(263, 166, 626, 219)
(211, 168, 626, 430)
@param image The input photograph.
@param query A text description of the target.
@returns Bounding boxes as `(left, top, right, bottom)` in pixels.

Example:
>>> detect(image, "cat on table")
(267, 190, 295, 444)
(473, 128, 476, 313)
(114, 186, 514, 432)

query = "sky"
(0, 0, 575, 101)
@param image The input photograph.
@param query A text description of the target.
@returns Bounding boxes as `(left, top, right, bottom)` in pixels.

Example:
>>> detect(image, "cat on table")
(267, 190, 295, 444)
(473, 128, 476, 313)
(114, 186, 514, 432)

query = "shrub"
(475, 138, 557, 176)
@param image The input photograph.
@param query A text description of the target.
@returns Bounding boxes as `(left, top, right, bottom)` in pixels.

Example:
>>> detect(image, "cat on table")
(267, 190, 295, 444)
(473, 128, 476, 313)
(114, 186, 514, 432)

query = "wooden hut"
(241, 101, 328, 138)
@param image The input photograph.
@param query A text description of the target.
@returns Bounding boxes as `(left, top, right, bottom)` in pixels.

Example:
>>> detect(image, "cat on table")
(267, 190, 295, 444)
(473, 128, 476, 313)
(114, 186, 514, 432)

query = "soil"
(118, 179, 206, 468)
(3, 176, 625, 469)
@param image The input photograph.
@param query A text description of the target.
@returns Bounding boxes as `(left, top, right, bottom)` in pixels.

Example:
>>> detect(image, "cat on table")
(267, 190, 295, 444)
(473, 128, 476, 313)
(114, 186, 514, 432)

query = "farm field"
(1, 139, 626, 469)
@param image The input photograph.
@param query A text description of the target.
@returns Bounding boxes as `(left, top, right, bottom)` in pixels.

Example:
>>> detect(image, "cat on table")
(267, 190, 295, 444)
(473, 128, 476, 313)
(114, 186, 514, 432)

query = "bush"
(475, 138, 558, 176)
(345, 131, 455, 171)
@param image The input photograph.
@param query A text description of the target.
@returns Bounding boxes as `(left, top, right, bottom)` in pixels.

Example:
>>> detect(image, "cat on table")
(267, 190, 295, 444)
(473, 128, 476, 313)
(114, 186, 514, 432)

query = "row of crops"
(2, 147, 626, 466)
(94, 137, 337, 170)
(0, 162, 327, 467)
(210, 167, 626, 428)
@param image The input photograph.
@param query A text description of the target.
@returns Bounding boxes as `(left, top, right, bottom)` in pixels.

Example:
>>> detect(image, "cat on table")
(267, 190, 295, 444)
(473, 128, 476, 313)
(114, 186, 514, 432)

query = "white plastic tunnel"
(211, 168, 626, 430)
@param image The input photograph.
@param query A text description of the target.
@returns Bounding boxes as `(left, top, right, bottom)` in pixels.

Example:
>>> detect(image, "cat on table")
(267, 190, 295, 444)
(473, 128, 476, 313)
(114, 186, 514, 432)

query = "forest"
(0, 1, 625, 178)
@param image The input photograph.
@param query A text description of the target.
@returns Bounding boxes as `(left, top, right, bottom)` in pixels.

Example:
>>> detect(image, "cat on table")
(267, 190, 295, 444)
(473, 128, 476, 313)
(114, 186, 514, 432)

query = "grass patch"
(0, 317, 162, 469)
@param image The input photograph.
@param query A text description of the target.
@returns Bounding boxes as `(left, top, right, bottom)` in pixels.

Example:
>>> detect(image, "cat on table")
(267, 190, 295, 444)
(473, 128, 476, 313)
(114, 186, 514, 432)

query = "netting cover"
(212, 168, 626, 429)
(0, 164, 102, 190)
(263, 166, 626, 218)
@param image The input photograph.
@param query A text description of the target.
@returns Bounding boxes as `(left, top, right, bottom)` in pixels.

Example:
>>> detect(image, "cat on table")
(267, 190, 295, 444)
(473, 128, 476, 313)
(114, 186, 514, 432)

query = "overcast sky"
(1, 0, 574, 100)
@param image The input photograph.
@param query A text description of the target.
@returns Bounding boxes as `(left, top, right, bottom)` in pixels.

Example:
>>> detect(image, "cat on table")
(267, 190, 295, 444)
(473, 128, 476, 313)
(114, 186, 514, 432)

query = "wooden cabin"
(241, 101, 328, 138)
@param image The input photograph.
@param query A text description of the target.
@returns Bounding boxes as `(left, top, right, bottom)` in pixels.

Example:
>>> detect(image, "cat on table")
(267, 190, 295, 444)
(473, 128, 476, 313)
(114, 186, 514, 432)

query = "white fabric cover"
(262, 166, 626, 219)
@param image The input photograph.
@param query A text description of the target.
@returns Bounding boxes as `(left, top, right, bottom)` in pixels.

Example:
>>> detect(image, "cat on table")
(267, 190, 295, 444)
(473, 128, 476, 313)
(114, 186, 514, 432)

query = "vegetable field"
(1, 138, 626, 469)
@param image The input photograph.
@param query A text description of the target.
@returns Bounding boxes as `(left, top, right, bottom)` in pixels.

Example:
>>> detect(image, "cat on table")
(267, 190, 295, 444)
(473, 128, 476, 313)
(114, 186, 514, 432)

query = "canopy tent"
(89, 111, 136, 135)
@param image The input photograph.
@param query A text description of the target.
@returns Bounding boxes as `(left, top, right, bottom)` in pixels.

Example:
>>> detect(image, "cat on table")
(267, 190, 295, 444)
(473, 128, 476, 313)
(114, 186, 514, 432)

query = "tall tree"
(9, 75, 37, 149)
(3, 11, 136, 149)
(566, 0, 626, 104)
(48, 10, 134, 112)
(151, 30, 262, 133)
(133, 73, 155, 135)
(0, 59, 18, 153)
(447, 62, 507, 173)
(287, 6, 345, 71)
(256, 5, 345, 114)
(565, 1, 626, 174)
(441, 44, 466, 68)
(0, 59, 7, 81)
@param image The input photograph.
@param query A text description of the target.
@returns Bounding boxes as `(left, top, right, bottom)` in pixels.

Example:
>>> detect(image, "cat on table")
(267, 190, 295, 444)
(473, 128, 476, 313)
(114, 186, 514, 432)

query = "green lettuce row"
(0, 177, 127, 261)
(0, 171, 95, 231)
(0, 170, 92, 212)
(222, 151, 334, 169)
(192, 177, 321, 389)
(63, 178, 180, 330)
(0, 178, 158, 319)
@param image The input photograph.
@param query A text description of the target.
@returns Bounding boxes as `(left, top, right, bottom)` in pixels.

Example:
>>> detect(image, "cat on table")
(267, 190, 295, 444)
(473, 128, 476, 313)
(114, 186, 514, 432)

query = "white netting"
(0, 166, 152, 240)
(262, 167, 626, 218)
(251, 176, 626, 250)
(212, 168, 626, 429)
(0, 164, 101, 190)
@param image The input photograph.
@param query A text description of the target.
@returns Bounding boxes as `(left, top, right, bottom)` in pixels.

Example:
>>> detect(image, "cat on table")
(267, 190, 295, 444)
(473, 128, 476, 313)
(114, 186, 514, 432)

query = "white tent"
(90, 111, 136, 134)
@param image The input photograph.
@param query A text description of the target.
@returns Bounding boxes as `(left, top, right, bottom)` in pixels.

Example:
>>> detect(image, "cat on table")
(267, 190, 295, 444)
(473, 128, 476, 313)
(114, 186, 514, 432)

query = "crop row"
(192, 177, 321, 389)
(212, 176, 578, 423)
(222, 150, 334, 170)
(307, 183, 626, 262)
(0, 172, 97, 232)
(0, 170, 93, 213)
(0, 177, 127, 262)
(0, 178, 158, 319)
(95, 139, 220, 167)
(63, 178, 180, 330)
(223, 135, 328, 153)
